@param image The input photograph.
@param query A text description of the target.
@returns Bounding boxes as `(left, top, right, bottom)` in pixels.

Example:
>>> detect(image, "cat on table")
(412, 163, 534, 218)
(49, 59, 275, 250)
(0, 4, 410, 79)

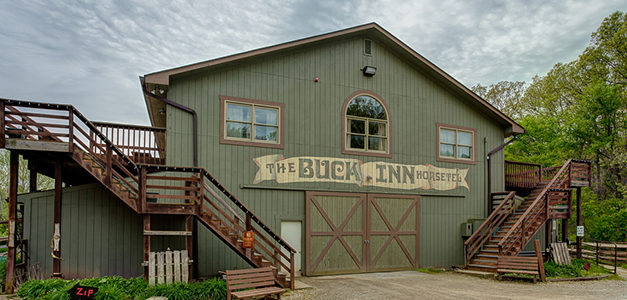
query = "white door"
(281, 221, 302, 276)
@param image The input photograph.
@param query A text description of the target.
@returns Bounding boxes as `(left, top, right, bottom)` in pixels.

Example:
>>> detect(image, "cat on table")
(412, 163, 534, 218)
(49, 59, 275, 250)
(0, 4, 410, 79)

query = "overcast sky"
(0, 1, 623, 125)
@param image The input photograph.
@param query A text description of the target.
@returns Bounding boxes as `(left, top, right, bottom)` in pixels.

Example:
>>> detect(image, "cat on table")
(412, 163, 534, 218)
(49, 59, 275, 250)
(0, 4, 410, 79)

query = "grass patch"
(418, 268, 445, 274)
(16, 276, 226, 299)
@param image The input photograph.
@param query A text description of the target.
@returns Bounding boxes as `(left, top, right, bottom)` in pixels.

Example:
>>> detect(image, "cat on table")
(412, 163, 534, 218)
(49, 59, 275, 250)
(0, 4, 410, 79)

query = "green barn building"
(2, 23, 589, 291)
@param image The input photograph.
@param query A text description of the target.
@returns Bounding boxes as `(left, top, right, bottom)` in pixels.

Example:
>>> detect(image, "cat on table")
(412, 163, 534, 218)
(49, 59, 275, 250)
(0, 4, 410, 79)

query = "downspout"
(486, 135, 517, 214)
(140, 76, 198, 167)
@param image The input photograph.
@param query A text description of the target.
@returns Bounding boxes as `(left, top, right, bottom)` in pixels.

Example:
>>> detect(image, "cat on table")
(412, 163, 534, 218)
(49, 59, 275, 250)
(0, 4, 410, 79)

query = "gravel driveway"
(284, 270, 626, 300)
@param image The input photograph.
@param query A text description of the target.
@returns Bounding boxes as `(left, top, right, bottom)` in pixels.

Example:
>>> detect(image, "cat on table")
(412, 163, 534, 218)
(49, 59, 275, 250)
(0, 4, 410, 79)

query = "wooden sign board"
(243, 231, 254, 248)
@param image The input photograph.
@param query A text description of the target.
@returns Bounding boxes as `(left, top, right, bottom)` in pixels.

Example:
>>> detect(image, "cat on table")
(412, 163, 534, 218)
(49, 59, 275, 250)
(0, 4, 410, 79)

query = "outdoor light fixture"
(362, 66, 376, 76)
(159, 108, 166, 115)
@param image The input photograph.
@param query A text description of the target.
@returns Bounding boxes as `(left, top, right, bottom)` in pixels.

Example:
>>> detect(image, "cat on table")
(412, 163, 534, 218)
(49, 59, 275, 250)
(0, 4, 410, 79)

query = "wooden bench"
(497, 256, 541, 283)
(226, 267, 286, 300)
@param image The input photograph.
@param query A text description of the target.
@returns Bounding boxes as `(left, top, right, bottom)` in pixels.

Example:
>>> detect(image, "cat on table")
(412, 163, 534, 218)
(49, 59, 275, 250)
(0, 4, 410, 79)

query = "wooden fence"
(148, 250, 190, 285)
(569, 240, 627, 274)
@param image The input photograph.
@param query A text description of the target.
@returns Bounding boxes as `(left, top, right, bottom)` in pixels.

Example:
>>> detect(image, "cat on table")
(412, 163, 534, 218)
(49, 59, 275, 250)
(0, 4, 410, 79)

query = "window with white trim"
(224, 101, 280, 144)
(345, 94, 388, 153)
(438, 126, 474, 161)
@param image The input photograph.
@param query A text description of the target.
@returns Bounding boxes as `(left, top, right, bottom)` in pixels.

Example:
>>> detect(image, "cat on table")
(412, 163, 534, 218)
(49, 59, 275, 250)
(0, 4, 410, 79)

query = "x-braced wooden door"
(305, 192, 419, 275)
(366, 194, 419, 272)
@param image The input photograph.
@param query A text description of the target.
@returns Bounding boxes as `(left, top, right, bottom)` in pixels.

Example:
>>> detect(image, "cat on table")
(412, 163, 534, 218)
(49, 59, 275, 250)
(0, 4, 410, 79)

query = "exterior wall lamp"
(362, 66, 376, 76)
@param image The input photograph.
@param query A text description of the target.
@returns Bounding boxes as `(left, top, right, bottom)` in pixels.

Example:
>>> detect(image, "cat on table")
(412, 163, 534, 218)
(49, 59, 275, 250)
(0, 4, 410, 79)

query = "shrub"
(16, 276, 227, 299)
(544, 258, 611, 278)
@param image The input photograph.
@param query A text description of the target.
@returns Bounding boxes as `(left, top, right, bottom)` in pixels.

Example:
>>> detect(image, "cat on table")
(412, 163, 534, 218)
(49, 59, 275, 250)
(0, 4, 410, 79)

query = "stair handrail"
(464, 191, 516, 264)
(498, 159, 573, 254)
(141, 164, 296, 254)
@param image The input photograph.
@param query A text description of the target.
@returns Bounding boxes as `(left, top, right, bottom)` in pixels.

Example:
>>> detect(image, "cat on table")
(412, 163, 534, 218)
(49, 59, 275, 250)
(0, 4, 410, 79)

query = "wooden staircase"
(0, 98, 296, 289)
(465, 159, 591, 272)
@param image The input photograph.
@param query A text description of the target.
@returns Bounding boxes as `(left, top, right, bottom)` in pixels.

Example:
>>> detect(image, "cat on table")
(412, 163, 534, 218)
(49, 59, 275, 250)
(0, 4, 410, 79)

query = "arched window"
(342, 91, 391, 157)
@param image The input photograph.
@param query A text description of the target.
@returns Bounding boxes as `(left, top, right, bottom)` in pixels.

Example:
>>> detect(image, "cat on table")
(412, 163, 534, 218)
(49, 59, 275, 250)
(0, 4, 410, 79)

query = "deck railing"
(504, 160, 542, 189)
(505, 159, 591, 189)
(92, 121, 166, 165)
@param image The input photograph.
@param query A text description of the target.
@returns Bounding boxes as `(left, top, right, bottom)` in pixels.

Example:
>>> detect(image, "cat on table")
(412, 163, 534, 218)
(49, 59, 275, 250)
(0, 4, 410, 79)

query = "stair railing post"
(290, 251, 295, 290)
(104, 147, 112, 186)
(245, 214, 252, 260)
(568, 162, 572, 187)
(538, 165, 542, 184)
(596, 241, 599, 265)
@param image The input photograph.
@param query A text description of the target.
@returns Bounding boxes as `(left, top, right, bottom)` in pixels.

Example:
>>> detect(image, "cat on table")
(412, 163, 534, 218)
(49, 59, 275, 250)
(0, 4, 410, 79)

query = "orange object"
(243, 231, 254, 248)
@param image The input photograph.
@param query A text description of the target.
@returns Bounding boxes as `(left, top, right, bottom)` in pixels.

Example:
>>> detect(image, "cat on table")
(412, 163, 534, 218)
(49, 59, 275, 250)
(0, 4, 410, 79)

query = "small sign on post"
(243, 231, 254, 248)
(69, 284, 98, 299)
(576, 226, 584, 237)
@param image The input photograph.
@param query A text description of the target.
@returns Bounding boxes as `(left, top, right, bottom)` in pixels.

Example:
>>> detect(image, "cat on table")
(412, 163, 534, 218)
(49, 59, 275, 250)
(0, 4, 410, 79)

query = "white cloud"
(0, 0, 623, 124)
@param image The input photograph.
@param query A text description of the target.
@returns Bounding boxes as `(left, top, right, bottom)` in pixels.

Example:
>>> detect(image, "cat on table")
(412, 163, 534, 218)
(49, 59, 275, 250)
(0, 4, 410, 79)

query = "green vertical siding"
(163, 36, 511, 272)
(22, 184, 143, 279)
(21, 184, 186, 279)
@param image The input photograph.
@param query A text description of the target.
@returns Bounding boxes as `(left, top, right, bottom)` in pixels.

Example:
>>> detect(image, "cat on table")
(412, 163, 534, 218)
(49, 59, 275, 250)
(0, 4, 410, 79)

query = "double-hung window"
(220, 96, 284, 148)
(437, 123, 475, 164)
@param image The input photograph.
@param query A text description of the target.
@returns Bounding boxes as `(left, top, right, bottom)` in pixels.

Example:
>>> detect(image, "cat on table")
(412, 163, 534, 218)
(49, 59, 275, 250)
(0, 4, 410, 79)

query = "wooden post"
(185, 216, 194, 281)
(614, 243, 618, 274)
(143, 215, 151, 280)
(562, 219, 568, 243)
(245, 214, 252, 260)
(138, 167, 147, 213)
(4, 152, 19, 293)
(104, 147, 112, 186)
(545, 220, 551, 250)
(52, 160, 63, 278)
(534, 240, 546, 282)
(290, 251, 295, 290)
(28, 160, 37, 193)
(576, 188, 582, 259)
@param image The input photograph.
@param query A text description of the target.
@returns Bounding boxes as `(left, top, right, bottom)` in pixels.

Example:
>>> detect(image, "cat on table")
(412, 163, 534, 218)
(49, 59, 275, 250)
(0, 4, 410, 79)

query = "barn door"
(305, 192, 419, 275)
(305, 192, 366, 275)
(366, 194, 419, 271)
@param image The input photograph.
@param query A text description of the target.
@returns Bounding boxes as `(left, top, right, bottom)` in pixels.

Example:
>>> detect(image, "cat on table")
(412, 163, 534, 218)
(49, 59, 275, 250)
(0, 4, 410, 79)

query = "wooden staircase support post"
(4, 151, 19, 293)
(52, 159, 63, 278)
(138, 167, 147, 213)
(143, 215, 150, 280)
(185, 216, 194, 281)
(28, 160, 37, 193)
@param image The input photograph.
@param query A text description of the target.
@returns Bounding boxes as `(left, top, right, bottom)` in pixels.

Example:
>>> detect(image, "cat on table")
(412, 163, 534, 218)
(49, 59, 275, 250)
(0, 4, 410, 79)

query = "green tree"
(471, 81, 526, 119)
(0, 150, 54, 235)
